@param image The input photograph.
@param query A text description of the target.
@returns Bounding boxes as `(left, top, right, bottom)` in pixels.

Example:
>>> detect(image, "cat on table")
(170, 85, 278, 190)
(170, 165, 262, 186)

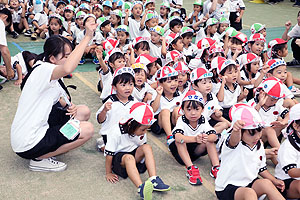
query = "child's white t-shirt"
(99, 69, 113, 100)
(11, 7, 22, 23)
(158, 15, 168, 26)
(288, 24, 300, 38)
(0, 20, 7, 46)
(217, 82, 241, 108)
(70, 25, 82, 41)
(183, 43, 198, 58)
(215, 135, 266, 191)
(76, 30, 102, 45)
(203, 92, 222, 120)
(149, 41, 162, 58)
(32, 12, 48, 26)
(229, 0, 246, 12)
(239, 70, 261, 89)
(188, 12, 204, 25)
(104, 123, 147, 157)
(152, 91, 182, 115)
(128, 16, 142, 39)
(188, 57, 206, 70)
(275, 132, 300, 181)
(132, 82, 156, 103)
(207, 2, 230, 20)
(96, 94, 137, 136)
(172, 114, 216, 137)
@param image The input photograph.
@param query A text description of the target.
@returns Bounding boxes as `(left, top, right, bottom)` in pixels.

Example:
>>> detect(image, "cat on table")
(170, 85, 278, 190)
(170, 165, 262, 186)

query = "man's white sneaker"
(29, 158, 67, 172)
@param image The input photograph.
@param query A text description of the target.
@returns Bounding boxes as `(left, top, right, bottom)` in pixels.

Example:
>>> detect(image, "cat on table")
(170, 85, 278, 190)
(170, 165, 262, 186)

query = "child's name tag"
(59, 119, 80, 140)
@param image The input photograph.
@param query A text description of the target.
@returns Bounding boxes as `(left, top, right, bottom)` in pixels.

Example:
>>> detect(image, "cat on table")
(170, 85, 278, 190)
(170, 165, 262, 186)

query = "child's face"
(101, 23, 111, 33)
(161, 77, 178, 94)
(146, 2, 155, 11)
(193, 5, 202, 12)
(171, 24, 182, 34)
(81, 9, 90, 14)
(135, 48, 150, 56)
(259, 28, 267, 38)
(229, 40, 243, 54)
(133, 125, 150, 136)
(91, 0, 97, 5)
(149, 63, 159, 75)
(249, 41, 264, 55)
(146, 18, 158, 28)
(271, 65, 287, 82)
(93, 8, 102, 18)
(292, 121, 300, 135)
(241, 129, 262, 147)
(150, 31, 160, 44)
(53, 0, 58, 6)
(208, 24, 217, 35)
(172, 39, 184, 52)
(117, 31, 128, 43)
(193, 78, 212, 95)
(111, 58, 126, 70)
(64, 10, 74, 20)
(49, 18, 62, 32)
(160, 7, 168, 15)
(135, 70, 147, 87)
(57, 5, 65, 15)
(183, 102, 203, 123)
(249, 61, 260, 74)
(103, 6, 111, 15)
(278, 44, 288, 58)
(264, 94, 279, 107)
(9, 0, 19, 8)
(223, 66, 238, 84)
(110, 14, 119, 25)
(76, 17, 84, 28)
(132, 4, 143, 16)
(177, 72, 188, 87)
(70, 0, 77, 7)
(114, 80, 134, 99)
(219, 23, 229, 33)
(182, 36, 192, 46)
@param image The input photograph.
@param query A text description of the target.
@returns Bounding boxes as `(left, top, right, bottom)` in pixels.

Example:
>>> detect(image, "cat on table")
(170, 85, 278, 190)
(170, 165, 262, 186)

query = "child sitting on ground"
(96, 67, 137, 152)
(169, 90, 221, 184)
(188, 0, 204, 25)
(116, 25, 130, 53)
(149, 25, 164, 63)
(124, 1, 144, 39)
(215, 104, 285, 200)
(275, 103, 300, 199)
(181, 27, 198, 64)
(173, 61, 190, 96)
(158, 2, 170, 27)
(104, 102, 171, 199)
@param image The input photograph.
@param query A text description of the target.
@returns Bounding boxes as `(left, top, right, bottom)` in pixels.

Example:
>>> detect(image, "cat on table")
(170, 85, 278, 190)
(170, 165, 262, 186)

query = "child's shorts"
(112, 148, 147, 179)
(16, 102, 78, 159)
(222, 107, 232, 122)
(277, 178, 296, 198)
(150, 112, 174, 135)
(215, 178, 259, 200)
(169, 142, 207, 165)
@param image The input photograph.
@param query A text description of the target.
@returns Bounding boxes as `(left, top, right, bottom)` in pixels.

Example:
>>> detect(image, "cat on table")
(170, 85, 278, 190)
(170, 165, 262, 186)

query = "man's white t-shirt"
(11, 61, 63, 152)
(288, 24, 300, 38)
(0, 19, 7, 46)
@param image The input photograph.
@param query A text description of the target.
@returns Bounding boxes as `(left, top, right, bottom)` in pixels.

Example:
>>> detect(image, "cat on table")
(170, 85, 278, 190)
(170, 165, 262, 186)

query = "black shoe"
(292, 3, 300, 7)
(0, 85, 3, 91)
(287, 59, 300, 66)
(24, 29, 33, 36)
(11, 31, 19, 39)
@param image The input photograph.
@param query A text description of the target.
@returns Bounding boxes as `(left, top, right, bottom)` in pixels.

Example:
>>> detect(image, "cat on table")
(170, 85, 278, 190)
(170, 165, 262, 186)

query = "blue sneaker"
(79, 58, 85, 65)
(150, 176, 171, 192)
(138, 180, 153, 200)
(93, 57, 99, 65)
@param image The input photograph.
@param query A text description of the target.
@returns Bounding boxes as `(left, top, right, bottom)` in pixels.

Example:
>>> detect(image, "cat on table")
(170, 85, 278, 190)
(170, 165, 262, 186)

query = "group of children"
(2, 0, 300, 199)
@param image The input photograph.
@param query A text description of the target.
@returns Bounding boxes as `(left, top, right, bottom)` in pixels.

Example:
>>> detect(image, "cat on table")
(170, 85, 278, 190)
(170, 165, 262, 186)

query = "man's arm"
(0, 45, 14, 79)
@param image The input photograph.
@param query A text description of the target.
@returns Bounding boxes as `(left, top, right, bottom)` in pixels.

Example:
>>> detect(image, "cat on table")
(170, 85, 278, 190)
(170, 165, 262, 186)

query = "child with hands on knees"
(215, 104, 285, 200)
(249, 77, 289, 163)
(169, 90, 221, 184)
(96, 67, 137, 152)
(191, 67, 231, 134)
(104, 102, 171, 200)
(150, 66, 181, 145)
(275, 103, 300, 199)
(213, 57, 248, 121)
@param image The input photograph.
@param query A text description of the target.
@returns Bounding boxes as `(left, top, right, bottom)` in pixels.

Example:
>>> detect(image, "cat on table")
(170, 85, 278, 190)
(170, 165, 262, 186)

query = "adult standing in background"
(0, 7, 14, 90)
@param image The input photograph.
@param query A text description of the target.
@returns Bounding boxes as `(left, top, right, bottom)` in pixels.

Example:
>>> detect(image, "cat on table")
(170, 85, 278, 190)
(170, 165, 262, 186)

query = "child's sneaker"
(31, 32, 38, 40)
(0, 74, 7, 84)
(138, 180, 153, 200)
(64, 74, 72, 78)
(166, 135, 175, 146)
(24, 29, 33, 37)
(79, 57, 86, 65)
(11, 31, 19, 39)
(29, 158, 67, 172)
(150, 176, 171, 192)
(210, 165, 220, 179)
(93, 57, 99, 65)
(96, 137, 105, 152)
(186, 165, 203, 185)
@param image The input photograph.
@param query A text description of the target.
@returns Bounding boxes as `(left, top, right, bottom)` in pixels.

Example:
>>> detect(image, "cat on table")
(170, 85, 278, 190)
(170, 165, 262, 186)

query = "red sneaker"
(210, 165, 220, 179)
(186, 165, 203, 185)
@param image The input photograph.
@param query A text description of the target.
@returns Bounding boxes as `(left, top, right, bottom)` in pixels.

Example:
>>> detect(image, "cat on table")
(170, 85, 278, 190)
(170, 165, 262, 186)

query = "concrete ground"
(1, 1, 300, 200)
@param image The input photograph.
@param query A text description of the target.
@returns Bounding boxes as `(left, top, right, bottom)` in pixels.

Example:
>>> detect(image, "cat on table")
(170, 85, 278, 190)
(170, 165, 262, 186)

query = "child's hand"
(68, 21, 71, 26)
(125, 9, 129, 16)
(265, 147, 278, 156)
(105, 173, 119, 183)
(66, 103, 77, 117)
(193, 11, 198, 17)
(221, 75, 227, 84)
(250, 79, 256, 85)
(270, 121, 287, 129)
(242, 88, 248, 97)
(127, 44, 133, 53)
(104, 102, 112, 112)
(233, 120, 245, 132)
(214, 109, 222, 118)
(85, 19, 98, 39)
(235, 16, 241, 23)
(156, 85, 163, 96)
(258, 90, 267, 107)
(261, 64, 270, 74)
(14, 79, 22, 85)
(202, 133, 208, 144)
(296, 39, 300, 47)
(285, 21, 292, 30)
(235, 47, 243, 55)
(272, 179, 285, 192)
(95, 46, 103, 58)
(201, 16, 208, 23)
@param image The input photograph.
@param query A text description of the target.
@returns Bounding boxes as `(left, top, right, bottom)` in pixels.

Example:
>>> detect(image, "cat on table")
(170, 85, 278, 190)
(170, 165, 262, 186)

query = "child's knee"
(80, 121, 94, 139)
(123, 154, 135, 164)
(142, 143, 152, 151)
(77, 105, 91, 120)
